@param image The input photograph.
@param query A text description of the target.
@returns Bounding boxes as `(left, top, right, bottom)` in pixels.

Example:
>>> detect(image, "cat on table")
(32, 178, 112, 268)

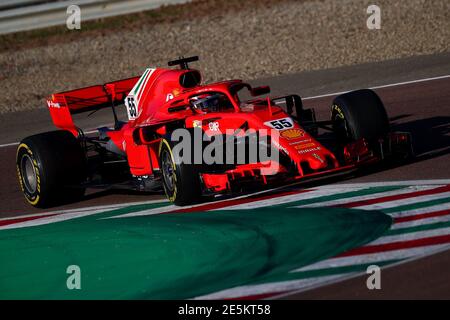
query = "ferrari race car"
(16, 56, 413, 208)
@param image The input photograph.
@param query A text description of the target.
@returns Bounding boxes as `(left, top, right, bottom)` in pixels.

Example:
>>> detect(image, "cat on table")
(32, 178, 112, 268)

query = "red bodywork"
(46, 66, 388, 194)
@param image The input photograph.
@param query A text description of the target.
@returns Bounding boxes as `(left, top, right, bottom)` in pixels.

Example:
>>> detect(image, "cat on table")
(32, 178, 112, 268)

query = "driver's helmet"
(190, 93, 225, 113)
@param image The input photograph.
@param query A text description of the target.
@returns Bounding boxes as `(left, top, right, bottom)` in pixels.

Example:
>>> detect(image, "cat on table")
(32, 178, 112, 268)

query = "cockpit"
(189, 92, 235, 113)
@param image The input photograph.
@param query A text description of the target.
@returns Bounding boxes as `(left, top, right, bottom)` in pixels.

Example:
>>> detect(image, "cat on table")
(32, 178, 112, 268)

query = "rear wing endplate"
(46, 76, 140, 136)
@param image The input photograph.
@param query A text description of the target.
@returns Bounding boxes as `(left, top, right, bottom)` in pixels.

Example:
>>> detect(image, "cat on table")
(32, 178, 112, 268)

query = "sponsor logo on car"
(288, 139, 312, 145)
(166, 88, 181, 102)
(166, 93, 174, 102)
(294, 142, 316, 150)
(297, 146, 321, 154)
(192, 120, 202, 128)
(47, 100, 61, 108)
(312, 152, 325, 163)
(280, 128, 305, 140)
(272, 140, 289, 156)
(332, 104, 345, 119)
(208, 121, 220, 131)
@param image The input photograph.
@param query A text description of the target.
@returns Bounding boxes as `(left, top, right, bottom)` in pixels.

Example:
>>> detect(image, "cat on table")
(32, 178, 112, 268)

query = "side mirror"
(250, 86, 270, 96)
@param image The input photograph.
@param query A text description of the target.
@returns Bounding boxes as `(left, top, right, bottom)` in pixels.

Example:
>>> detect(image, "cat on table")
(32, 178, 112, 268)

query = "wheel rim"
(21, 154, 37, 194)
(161, 150, 175, 193)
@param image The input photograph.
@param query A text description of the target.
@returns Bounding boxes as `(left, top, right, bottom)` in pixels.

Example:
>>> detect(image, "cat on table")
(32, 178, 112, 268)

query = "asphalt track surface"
(0, 52, 449, 299)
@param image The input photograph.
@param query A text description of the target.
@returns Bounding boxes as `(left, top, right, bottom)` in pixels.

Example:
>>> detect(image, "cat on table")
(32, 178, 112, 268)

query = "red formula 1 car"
(16, 56, 412, 208)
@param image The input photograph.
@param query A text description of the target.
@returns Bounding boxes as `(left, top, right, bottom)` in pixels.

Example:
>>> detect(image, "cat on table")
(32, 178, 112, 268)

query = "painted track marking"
(292, 244, 450, 273)
(3, 180, 450, 299)
(296, 185, 439, 208)
(302, 74, 450, 100)
(190, 181, 450, 299)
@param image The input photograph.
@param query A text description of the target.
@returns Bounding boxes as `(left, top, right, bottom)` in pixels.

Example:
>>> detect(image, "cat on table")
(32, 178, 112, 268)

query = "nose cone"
(292, 142, 333, 171)
(305, 152, 329, 170)
(276, 129, 337, 174)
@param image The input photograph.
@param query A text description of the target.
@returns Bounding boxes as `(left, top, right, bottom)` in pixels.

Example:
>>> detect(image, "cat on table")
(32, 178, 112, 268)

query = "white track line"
(0, 124, 111, 149)
(111, 183, 386, 217)
(225, 184, 450, 212)
(108, 204, 178, 218)
(192, 183, 450, 299)
(291, 243, 450, 273)
(194, 274, 344, 300)
(217, 186, 367, 211)
(296, 185, 439, 208)
(0, 201, 171, 229)
(302, 74, 450, 100)
(386, 203, 450, 219)
(109, 185, 304, 218)
(393, 215, 450, 230)
(0, 142, 19, 147)
(272, 244, 450, 299)
(5, 181, 450, 222)
(354, 191, 450, 211)
(202, 238, 447, 301)
(289, 217, 450, 273)
(369, 226, 450, 246)
(1, 74, 449, 149)
(327, 180, 450, 187)
(0, 198, 167, 222)
(0, 209, 108, 230)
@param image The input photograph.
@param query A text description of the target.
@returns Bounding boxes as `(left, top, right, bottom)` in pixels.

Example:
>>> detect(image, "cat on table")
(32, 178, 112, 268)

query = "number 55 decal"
(125, 96, 138, 120)
(125, 68, 156, 120)
(264, 117, 294, 130)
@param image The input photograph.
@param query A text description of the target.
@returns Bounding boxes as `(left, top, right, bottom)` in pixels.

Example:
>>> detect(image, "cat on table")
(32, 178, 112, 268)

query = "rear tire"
(331, 89, 389, 143)
(16, 130, 86, 208)
(159, 138, 202, 206)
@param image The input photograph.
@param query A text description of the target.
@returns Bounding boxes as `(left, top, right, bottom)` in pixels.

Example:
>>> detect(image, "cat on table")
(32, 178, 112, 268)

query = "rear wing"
(47, 76, 140, 136)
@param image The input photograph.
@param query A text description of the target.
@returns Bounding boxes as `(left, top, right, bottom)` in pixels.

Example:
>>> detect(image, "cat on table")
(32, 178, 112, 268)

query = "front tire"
(331, 89, 389, 143)
(159, 138, 201, 206)
(16, 130, 86, 208)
